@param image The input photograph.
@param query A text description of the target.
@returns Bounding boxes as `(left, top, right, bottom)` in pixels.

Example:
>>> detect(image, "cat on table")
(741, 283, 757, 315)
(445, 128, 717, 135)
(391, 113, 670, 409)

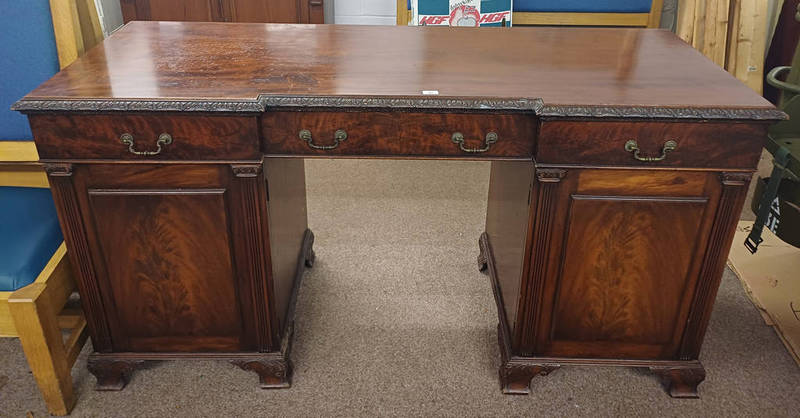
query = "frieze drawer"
(261, 112, 535, 158)
(29, 114, 260, 160)
(536, 120, 767, 169)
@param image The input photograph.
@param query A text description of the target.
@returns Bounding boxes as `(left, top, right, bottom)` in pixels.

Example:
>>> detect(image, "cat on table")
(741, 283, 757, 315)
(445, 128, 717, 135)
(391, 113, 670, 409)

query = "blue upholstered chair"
(1, 1, 101, 415)
(513, 0, 662, 27)
(397, 0, 663, 28)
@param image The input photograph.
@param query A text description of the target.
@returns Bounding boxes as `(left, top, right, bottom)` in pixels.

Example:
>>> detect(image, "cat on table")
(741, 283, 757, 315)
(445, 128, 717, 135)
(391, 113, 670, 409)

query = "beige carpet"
(2, 160, 799, 417)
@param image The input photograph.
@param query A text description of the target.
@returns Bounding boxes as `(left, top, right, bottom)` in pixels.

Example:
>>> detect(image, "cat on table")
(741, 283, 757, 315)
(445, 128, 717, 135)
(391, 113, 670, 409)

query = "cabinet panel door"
(224, 0, 300, 23)
(121, 0, 224, 23)
(72, 164, 264, 352)
(533, 170, 721, 359)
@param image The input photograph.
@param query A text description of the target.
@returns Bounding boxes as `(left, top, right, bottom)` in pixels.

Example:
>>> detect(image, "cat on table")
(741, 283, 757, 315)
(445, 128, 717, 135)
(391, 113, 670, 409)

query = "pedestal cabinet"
(481, 120, 766, 397)
(34, 112, 314, 388)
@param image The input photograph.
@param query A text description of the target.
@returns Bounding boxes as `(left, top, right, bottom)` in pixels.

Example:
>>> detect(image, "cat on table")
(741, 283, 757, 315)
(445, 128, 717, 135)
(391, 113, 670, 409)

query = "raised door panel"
(225, 0, 300, 23)
(549, 197, 707, 358)
(72, 164, 260, 353)
(528, 169, 721, 360)
(121, 0, 224, 23)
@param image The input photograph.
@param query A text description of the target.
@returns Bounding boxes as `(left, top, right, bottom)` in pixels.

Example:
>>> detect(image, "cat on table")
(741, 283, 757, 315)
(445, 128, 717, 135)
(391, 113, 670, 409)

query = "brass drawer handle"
(624, 139, 677, 162)
(299, 129, 347, 150)
(452, 132, 498, 153)
(120, 133, 172, 156)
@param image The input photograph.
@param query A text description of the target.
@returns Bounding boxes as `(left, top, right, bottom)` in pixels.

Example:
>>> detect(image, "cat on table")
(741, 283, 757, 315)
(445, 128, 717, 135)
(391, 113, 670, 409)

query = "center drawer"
(261, 111, 535, 158)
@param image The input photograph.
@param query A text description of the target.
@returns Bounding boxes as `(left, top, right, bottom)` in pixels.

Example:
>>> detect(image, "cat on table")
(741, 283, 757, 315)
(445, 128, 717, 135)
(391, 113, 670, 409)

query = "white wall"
(334, 0, 396, 25)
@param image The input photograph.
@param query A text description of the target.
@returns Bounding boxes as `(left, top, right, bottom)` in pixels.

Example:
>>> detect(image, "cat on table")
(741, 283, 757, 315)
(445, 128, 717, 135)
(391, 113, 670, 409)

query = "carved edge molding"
(257, 95, 544, 111)
(231, 164, 263, 177)
(12, 95, 787, 120)
(11, 99, 267, 113)
(720, 171, 753, 186)
(535, 168, 567, 182)
(11, 96, 543, 113)
(538, 105, 787, 121)
(43, 162, 73, 176)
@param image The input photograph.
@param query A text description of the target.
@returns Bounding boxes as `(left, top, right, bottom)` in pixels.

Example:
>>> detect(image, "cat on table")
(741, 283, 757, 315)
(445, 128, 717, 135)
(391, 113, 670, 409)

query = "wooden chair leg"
(9, 283, 76, 416)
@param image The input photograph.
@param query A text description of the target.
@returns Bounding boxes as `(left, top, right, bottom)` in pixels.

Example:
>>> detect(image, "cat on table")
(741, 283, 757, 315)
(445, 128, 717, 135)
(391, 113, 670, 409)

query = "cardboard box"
(411, 0, 512, 26)
(729, 221, 800, 365)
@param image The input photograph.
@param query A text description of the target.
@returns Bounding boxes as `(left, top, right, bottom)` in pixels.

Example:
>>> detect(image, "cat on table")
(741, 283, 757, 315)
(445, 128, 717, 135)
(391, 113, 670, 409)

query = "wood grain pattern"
(483, 162, 534, 330)
(262, 112, 534, 158)
(120, 0, 224, 22)
(229, 163, 275, 351)
(526, 169, 724, 361)
(576, 170, 709, 196)
(515, 168, 566, 354)
(65, 164, 276, 355)
(30, 114, 259, 160)
(7, 244, 87, 415)
(537, 120, 767, 168)
(49, 0, 85, 69)
(678, 172, 751, 359)
(88, 189, 243, 352)
(15, 22, 777, 116)
(727, 0, 769, 94)
(514, 12, 650, 27)
(44, 163, 113, 353)
(121, 0, 323, 24)
(263, 158, 309, 332)
(547, 196, 707, 359)
(18, 22, 777, 398)
(225, 0, 301, 23)
(484, 234, 710, 396)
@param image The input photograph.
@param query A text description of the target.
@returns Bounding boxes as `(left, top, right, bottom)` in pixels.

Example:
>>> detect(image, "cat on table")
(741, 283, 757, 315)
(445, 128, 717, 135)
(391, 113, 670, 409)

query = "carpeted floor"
(1, 160, 799, 417)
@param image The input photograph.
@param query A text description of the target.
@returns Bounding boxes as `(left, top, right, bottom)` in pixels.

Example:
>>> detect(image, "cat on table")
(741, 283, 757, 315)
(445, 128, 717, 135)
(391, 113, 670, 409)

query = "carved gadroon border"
(11, 95, 787, 120)
(11, 96, 543, 113)
(11, 99, 267, 113)
(538, 105, 787, 121)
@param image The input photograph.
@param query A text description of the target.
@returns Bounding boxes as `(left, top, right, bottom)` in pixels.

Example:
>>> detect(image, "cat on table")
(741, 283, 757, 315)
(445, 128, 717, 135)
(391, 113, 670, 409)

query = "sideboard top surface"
(14, 21, 782, 120)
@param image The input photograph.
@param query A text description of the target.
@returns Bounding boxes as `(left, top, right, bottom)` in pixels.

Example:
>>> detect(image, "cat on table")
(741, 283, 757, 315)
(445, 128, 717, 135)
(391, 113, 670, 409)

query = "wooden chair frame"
(0, 146, 88, 415)
(0, 1, 102, 414)
(0, 242, 88, 416)
(396, 0, 663, 28)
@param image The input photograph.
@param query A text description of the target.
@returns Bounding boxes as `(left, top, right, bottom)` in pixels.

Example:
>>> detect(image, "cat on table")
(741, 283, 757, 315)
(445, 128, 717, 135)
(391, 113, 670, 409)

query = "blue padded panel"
(0, 1, 60, 141)
(514, 0, 652, 13)
(0, 187, 63, 292)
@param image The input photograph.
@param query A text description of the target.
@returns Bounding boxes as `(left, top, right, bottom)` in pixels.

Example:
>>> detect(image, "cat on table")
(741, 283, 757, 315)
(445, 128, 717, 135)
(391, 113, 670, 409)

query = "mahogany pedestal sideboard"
(13, 22, 785, 398)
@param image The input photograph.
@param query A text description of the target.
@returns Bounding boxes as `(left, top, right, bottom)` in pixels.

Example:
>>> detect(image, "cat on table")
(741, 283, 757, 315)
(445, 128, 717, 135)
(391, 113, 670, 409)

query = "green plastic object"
(747, 33, 800, 252)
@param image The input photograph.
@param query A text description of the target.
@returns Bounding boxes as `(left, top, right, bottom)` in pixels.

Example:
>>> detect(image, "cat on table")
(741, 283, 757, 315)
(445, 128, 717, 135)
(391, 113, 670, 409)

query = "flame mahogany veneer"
(15, 22, 783, 398)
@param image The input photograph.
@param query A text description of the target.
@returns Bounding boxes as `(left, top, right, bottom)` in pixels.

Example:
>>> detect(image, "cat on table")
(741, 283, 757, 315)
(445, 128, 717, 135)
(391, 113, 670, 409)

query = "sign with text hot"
(412, 0, 512, 27)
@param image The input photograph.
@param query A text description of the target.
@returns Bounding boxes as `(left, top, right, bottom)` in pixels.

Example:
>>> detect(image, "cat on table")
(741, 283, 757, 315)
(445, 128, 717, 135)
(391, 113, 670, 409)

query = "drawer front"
(262, 112, 534, 158)
(537, 120, 766, 169)
(30, 114, 260, 160)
